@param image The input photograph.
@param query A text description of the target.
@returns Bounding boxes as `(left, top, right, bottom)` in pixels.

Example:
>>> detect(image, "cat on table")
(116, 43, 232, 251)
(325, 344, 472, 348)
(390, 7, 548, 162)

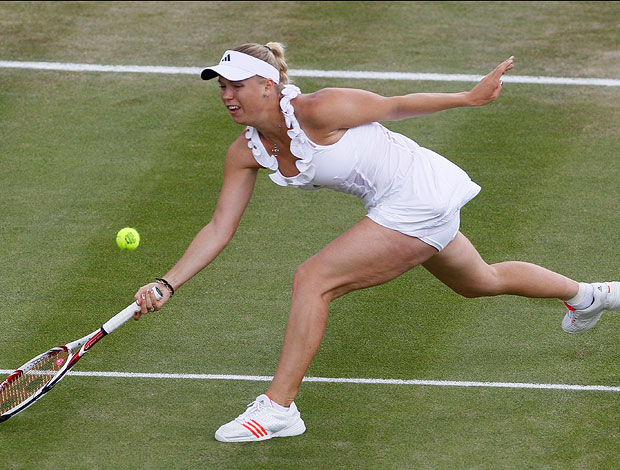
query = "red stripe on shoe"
(564, 301, 576, 311)
(241, 422, 261, 438)
(243, 420, 267, 438)
(250, 420, 268, 436)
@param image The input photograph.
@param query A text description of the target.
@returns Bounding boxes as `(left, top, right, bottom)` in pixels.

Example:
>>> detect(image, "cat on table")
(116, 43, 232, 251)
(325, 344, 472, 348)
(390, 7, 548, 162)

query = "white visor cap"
(201, 50, 280, 84)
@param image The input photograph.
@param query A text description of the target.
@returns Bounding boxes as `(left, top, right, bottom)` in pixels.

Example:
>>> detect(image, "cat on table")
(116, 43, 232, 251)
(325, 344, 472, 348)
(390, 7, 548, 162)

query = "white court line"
(2, 369, 619, 392)
(1, 60, 619, 87)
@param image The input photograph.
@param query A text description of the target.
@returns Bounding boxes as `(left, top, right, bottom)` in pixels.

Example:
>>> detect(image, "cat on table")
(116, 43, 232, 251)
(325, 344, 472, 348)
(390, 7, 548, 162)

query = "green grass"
(1, 1, 620, 468)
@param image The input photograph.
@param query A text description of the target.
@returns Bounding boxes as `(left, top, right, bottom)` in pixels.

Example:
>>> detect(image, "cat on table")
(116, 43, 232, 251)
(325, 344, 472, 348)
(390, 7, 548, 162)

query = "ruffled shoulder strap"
(278, 85, 316, 185)
(244, 126, 277, 171)
(280, 85, 302, 129)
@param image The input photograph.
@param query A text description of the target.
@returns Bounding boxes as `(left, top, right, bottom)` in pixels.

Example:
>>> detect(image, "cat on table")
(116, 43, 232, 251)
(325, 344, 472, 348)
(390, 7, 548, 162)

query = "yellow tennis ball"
(116, 227, 140, 251)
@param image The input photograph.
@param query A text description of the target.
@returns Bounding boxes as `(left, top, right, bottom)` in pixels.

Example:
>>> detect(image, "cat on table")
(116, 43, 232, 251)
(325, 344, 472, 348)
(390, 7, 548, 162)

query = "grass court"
(1, 2, 619, 468)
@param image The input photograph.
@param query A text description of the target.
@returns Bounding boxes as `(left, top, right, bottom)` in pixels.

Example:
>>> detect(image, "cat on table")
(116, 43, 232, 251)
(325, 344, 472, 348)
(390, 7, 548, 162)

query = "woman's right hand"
(133, 282, 172, 320)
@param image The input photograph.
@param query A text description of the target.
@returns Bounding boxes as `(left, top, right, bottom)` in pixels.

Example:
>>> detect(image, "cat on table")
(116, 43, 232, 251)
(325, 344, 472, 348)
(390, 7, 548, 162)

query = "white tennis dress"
(245, 85, 481, 246)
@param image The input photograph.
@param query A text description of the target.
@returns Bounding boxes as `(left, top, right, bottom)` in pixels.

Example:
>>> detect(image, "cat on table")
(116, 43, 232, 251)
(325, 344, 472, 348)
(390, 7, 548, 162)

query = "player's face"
(218, 76, 269, 125)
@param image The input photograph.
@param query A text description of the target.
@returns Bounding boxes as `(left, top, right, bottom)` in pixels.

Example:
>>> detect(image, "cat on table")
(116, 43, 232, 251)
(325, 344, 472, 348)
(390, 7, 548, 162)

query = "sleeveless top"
(244, 85, 481, 236)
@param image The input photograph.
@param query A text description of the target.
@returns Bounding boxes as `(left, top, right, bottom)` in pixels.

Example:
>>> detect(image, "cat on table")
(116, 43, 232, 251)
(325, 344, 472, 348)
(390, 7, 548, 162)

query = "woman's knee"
(292, 259, 327, 296)
(453, 285, 490, 299)
(292, 258, 344, 303)
(450, 266, 502, 298)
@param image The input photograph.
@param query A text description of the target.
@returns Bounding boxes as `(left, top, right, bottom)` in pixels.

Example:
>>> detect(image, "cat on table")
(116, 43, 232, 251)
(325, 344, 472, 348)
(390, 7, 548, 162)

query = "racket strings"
(0, 349, 70, 414)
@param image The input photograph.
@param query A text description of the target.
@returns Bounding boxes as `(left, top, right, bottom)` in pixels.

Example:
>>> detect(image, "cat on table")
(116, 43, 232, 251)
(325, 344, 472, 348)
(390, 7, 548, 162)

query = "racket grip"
(101, 287, 163, 334)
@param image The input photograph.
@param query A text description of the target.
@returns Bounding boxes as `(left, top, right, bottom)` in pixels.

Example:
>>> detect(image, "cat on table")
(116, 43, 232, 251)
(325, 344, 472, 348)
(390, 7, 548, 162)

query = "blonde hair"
(233, 42, 290, 91)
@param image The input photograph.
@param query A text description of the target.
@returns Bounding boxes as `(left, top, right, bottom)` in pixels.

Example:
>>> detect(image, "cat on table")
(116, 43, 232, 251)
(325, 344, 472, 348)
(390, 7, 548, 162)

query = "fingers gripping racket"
(0, 287, 162, 423)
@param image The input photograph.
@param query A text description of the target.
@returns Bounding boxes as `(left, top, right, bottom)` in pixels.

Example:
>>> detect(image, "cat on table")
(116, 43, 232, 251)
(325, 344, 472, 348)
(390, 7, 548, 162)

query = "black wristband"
(156, 278, 175, 296)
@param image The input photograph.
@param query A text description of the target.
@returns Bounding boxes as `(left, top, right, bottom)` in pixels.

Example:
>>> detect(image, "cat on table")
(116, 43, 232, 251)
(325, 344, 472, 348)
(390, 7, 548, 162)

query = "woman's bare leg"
(422, 232, 579, 300)
(266, 217, 438, 406)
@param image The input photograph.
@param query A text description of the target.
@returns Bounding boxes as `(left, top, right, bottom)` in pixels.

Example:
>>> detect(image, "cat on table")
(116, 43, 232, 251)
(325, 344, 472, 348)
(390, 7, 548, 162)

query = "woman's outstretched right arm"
(134, 135, 260, 316)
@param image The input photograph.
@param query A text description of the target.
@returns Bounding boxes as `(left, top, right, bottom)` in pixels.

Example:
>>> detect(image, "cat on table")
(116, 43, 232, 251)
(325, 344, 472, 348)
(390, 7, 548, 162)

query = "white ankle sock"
(267, 396, 290, 412)
(566, 283, 594, 310)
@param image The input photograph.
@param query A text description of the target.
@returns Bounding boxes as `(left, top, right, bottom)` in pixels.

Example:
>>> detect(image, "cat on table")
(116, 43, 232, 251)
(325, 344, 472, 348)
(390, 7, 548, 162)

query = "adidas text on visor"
(201, 50, 280, 84)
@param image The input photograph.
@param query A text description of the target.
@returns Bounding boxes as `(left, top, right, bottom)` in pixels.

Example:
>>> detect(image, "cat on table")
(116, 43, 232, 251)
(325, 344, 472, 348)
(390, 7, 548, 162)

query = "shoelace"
(234, 398, 268, 424)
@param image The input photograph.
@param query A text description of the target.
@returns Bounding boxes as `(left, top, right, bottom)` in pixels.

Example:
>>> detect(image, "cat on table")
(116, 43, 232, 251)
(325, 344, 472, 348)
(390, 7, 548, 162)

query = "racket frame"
(0, 287, 161, 422)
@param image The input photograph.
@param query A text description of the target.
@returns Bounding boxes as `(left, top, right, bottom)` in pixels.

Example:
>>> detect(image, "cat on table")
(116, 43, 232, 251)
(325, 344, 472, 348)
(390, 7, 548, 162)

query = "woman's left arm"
(298, 57, 514, 130)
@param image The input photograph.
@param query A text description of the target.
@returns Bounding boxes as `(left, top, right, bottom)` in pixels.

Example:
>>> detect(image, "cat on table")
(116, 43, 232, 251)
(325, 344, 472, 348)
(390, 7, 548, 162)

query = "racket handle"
(101, 286, 163, 334)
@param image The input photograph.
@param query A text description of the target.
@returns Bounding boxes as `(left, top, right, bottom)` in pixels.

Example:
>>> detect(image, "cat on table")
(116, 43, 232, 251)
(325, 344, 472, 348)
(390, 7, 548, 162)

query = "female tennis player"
(134, 43, 620, 442)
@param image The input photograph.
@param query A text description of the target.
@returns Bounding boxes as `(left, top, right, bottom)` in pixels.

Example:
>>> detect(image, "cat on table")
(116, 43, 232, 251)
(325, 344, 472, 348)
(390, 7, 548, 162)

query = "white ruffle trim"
(244, 85, 316, 188)
(245, 126, 277, 170)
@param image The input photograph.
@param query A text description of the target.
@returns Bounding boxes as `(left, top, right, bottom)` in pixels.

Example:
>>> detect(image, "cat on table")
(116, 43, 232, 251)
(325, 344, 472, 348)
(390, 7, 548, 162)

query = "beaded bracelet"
(156, 278, 175, 296)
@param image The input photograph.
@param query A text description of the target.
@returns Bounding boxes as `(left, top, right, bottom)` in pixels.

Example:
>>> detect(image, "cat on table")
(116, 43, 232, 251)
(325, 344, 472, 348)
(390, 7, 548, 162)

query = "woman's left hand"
(466, 56, 514, 106)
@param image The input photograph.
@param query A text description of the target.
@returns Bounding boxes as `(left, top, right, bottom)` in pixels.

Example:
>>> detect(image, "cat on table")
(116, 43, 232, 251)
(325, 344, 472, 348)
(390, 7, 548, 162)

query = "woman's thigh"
(421, 232, 493, 295)
(296, 217, 439, 301)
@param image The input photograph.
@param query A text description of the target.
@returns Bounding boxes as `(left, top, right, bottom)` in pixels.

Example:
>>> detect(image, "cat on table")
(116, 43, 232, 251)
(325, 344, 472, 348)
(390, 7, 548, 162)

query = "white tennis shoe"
(215, 394, 306, 442)
(562, 282, 620, 334)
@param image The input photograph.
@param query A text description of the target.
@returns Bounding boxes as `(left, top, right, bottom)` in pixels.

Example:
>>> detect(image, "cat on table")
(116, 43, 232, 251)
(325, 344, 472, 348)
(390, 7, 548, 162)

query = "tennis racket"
(0, 286, 162, 423)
